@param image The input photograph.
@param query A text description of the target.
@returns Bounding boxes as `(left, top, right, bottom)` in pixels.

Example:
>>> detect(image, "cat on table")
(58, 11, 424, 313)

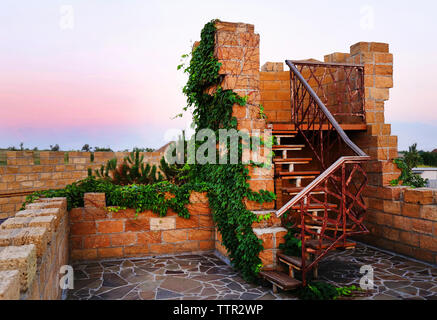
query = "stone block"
(0, 245, 37, 291)
(0, 270, 20, 300)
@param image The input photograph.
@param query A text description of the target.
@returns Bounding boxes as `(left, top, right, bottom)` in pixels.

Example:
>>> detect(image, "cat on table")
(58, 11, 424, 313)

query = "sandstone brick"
(82, 208, 107, 221)
(110, 233, 137, 246)
(174, 241, 199, 253)
(149, 217, 175, 231)
(199, 240, 215, 251)
(0, 270, 20, 300)
(383, 200, 401, 214)
(0, 227, 49, 257)
(370, 42, 389, 53)
(0, 245, 37, 291)
(199, 215, 214, 228)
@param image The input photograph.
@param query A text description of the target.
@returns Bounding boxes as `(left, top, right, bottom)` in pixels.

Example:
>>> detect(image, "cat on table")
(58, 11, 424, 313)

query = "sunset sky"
(0, 0, 436, 151)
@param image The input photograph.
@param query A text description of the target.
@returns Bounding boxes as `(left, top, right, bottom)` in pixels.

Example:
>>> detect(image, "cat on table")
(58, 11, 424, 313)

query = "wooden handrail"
(276, 156, 369, 217)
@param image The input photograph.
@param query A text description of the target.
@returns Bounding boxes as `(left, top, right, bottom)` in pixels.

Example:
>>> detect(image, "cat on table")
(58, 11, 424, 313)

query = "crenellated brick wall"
(69, 192, 215, 261)
(361, 186, 437, 264)
(0, 197, 69, 300)
(0, 151, 163, 219)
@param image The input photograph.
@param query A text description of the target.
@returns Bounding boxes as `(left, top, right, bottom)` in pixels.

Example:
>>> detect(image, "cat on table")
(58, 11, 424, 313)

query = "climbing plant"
(21, 176, 208, 218)
(181, 20, 275, 282)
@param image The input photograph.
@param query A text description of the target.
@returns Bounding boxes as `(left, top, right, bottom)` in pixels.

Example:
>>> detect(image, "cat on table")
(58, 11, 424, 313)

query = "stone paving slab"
(67, 244, 437, 300)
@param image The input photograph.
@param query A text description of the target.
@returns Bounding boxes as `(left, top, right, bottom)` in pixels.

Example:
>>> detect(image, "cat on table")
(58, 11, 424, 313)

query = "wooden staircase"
(258, 60, 370, 292)
(260, 128, 358, 292)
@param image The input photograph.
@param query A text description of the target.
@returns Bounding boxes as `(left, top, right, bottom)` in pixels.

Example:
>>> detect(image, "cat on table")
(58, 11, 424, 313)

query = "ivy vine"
(181, 20, 275, 282)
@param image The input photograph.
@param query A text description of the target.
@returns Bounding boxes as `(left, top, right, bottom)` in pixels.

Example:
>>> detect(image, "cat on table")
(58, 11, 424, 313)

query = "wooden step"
(259, 270, 302, 291)
(281, 186, 324, 195)
(272, 130, 298, 135)
(305, 239, 356, 250)
(273, 145, 305, 150)
(279, 171, 320, 177)
(274, 158, 312, 164)
(291, 203, 337, 210)
(277, 254, 309, 270)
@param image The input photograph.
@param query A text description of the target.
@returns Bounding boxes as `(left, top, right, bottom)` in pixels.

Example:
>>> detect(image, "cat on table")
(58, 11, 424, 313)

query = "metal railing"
(274, 60, 370, 286)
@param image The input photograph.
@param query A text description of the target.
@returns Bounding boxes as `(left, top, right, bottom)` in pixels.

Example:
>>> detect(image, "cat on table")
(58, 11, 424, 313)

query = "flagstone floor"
(67, 243, 437, 300)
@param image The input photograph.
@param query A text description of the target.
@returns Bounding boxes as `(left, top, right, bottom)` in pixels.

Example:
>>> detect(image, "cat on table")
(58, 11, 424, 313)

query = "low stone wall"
(0, 151, 163, 219)
(361, 186, 437, 264)
(69, 192, 215, 261)
(0, 197, 69, 299)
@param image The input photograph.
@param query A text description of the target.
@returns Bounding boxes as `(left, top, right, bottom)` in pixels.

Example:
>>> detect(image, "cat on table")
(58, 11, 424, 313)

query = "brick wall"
(0, 151, 163, 219)
(361, 186, 437, 264)
(259, 62, 291, 123)
(0, 197, 69, 300)
(69, 192, 215, 261)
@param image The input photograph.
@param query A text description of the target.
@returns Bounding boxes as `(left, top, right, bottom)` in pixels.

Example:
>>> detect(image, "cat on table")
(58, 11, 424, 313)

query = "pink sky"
(1, 0, 436, 151)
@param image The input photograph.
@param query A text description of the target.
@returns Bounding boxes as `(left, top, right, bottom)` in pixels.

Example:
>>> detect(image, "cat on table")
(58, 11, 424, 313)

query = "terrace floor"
(67, 243, 437, 300)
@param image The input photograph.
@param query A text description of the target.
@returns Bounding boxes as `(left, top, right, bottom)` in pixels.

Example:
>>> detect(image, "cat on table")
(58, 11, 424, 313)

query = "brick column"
(215, 21, 274, 210)
(326, 42, 400, 186)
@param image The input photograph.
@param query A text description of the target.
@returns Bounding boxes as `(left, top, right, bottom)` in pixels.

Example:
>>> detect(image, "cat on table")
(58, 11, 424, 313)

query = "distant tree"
(94, 146, 113, 152)
(404, 143, 422, 169)
(50, 144, 60, 151)
(132, 147, 155, 152)
(81, 144, 91, 152)
(19, 142, 24, 151)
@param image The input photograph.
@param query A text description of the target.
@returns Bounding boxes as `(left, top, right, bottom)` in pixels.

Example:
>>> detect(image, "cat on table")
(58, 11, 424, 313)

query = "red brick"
(176, 216, 199, 229)
(71, 249, 97, 261)
(199, 215, 214, 227)
(259, 249, 274, 267)
(112, 209, 137, 219)
(411, 219, 433, 235)
(382, 226, 399, 241)
(83, 208, 107, 221)
(174, 241, 199, 252)
(188, 229, 213, 241)
(125, 217, 149, 232)
(69, 208, 83, 222)
(404, 189, 434, 205)
(97, 247, 123, 259)
(111, 233, 137, 246)
(97, 220, 124, 234)
(393, 215, 411, 231)
(419, 235, 437, 251)
(421, 205, 437, 221)
(162, 230, 187, 243)
(199, 240, 215, 250)
(399, 231, 419, 247)
(83, 235, 111, 249)
(186, 203, 211, 215)
(71, 221, 96, 235)
(149, 243, 175, 254)
(137, 231, 161, 244)
(70, 237, 82, 250)
(124, 245, 149, 257)
(401, 203, 421, 218)
(383, 200, 401, 214)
